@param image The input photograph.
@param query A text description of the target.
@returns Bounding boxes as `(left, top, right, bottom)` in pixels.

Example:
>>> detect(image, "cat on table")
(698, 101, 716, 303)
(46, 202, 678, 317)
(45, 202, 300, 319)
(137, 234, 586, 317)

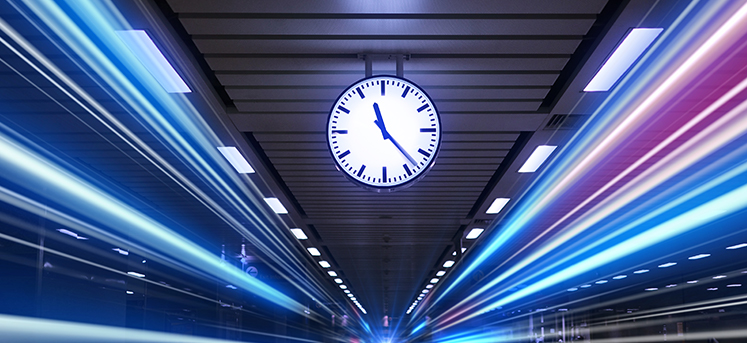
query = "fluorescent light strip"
(334, 278, 343, 284)
(306, 247, 321, 256)
(263, 197, 288, 214)
(466, 228, 484, 239)
(486, 198, 510, 214)
(217, 147, 255, 174)
(518, 146, 557, 173)
(430, 278, 440, 284)
(658, 262, 677, 268)
(727, 243, 747, 249)
(115, 30, 191, 93)
(290, 228, 308, 240)
(443, 260, 455, 268)
(318, 261, 331, 268)
(127, 271, 145, 278)
(436, 271, 446, 277)
(584, 28, 664, 92)
(327, 271, 337, 277)
(688, 253, 710, 260)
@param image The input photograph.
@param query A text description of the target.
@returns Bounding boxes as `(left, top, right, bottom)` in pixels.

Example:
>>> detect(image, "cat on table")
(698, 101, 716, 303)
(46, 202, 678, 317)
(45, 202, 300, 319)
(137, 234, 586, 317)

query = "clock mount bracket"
(357, 54, 411, 78)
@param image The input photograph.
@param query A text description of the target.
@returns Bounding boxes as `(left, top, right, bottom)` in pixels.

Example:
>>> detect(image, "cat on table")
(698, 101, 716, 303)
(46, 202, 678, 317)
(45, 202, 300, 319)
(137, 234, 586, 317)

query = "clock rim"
(326, 74, 442, 192)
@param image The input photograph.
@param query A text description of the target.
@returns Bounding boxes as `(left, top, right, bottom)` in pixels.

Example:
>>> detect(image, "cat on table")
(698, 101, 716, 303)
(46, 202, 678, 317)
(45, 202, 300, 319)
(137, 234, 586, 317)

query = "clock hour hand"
(373, 103, 390, 140)
(372, 102, 417, 166)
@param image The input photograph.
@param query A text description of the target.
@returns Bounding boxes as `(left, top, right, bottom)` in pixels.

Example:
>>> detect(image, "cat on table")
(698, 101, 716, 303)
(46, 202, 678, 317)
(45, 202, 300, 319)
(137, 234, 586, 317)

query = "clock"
(327, 75, 441, 191)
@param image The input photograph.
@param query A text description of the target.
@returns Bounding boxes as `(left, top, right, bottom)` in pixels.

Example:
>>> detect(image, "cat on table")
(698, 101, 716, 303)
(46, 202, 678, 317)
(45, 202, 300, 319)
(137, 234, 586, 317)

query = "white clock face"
(327, 75, 441, 190)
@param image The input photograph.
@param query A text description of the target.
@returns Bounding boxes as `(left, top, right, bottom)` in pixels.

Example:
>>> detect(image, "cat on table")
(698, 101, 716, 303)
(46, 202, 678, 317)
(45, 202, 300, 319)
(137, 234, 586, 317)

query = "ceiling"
(156, 0, 621, 321)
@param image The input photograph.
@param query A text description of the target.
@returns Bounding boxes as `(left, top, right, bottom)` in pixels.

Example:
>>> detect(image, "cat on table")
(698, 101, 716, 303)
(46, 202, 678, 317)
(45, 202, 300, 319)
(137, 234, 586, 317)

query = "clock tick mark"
(356, 87, 365, 99)
(418, 149, 431, 157)
(357, 165, 366, 177)
(331, 130, 348, 134)
(401, 86, 410, 98)
(403, 164, 412, 177)
(338, 106, 350, 114)
(381, 82, 385, 96)
(420, 128, 437, 133)
(338, 150, 351, 159)
(417, 104, 430, 112)
(382, 166, 387, 182)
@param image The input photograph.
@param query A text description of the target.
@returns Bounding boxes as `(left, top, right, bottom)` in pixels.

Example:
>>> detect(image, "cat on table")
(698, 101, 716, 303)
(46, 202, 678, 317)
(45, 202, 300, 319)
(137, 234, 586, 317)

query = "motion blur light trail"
(0, 0, 349, 320)
(421, 0, 747, 337)
(0, 314, 321, 343)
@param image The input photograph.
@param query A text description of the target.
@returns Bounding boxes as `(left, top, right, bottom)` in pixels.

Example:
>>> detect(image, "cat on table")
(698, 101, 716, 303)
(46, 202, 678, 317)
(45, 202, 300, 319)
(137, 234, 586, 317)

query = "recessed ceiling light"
(430, 278, 439, 284)
(567, 288, 578, 292)
(613, 275, 627, 280)
(726, 243, 747, 250)
(687, 280, 698, 284)
(466, 228, 485, 240)
(344, 290, 350, 294)
(583, 28, 663, 92)
(112, 248, 129, 256)
(707, 288, 718, 291)
(688, 253, 710, 260)
(580, 284, 592, 288)
(307, 247, 321, 256)
(126, 290, 134, 295)
(115, 30, 191, 93)
(595, 280, 608, 284)
(634, 269, 649, 274)
(57, 228, 88, 240)
(334, 278, 343, 284)
(263, 197, 288, 214)
(443, 260, 455, 268)
(347, 293, 353, 297)
(486, 198, 511, 214)
(426, 284, 434, 289)
(645, 288, 658, 291)
(327, 271, 337, 277)
(518, 146, 557, 173)
(217, 147, 255, 174)
(436, 271, 446, 277)
(318, 261, 331, 268)
(658, 262, 677, 268)
(422, 289, 429, 293)
(339, 285, 347, 289)
(727, 284, 742, 287)
(290, 228, 308, 240)
(351, 297, 357, 301)
(665, 284, 677, 288)
(127, 271, 145, 278)
(713, 275, 727, 279)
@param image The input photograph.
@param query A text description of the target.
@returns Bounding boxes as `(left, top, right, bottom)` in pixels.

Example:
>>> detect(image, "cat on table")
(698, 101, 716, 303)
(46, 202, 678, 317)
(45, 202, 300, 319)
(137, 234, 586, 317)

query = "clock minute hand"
(372, 103, 417, 166)
(387, 134, 418, 166)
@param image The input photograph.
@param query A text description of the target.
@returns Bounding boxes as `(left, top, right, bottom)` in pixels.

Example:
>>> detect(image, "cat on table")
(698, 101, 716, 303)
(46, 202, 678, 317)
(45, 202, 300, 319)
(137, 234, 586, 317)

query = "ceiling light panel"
(217, 146, 255, 174)
(263, 197, 288, 214)
(584, 28, 663, 92)
(518, 146, 557, 173)
(290, 228, 308, 240)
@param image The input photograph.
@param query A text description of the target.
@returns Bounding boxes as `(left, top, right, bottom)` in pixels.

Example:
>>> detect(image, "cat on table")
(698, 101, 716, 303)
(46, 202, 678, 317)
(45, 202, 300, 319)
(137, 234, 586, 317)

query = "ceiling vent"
(545, 114, 586, 130)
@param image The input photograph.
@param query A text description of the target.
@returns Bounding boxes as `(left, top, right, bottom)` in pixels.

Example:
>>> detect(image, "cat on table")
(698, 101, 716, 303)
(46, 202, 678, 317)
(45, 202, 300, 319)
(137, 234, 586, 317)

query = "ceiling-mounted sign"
(327, 75, 441, 191)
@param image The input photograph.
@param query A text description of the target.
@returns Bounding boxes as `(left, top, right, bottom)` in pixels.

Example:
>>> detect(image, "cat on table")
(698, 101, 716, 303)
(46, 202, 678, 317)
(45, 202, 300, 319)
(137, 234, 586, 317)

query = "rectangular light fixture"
(518, 145, 557, 173)
(263, 197, 288, 214)
(57, 228, 88, 240)
(344, 290, 350, 294)
(306, 247, 321, 256)
(443, 260, 455, 268)
(115, 30, 191, 93)
(430, 278, 439, 284)
(217, 147, 255, 174)
(727, 243, 747, 249)
(327, 271, 338, 277)
(486, 197, 510, 214)
(688, 253, 710, 260)
(436, 271, 445, 277)
(426, 284, 434, 289)
(290, 228, 308, 240)
(584, 28, 663, 92)
(318, 260, 331, 268)
(339, 285, 347, 289)
(466, 228, 484, 239)
(127, 271, 145, 278)
(334, 278, 343, 284)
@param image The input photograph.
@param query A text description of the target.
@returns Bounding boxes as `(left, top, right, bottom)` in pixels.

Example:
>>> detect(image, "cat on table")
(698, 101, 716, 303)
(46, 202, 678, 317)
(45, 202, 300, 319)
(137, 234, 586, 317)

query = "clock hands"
(373, 102, 417, 166)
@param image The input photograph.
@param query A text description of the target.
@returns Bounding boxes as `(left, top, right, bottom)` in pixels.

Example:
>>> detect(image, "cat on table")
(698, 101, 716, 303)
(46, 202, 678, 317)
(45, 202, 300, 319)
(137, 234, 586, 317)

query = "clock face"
(327, 75, 441, 191)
